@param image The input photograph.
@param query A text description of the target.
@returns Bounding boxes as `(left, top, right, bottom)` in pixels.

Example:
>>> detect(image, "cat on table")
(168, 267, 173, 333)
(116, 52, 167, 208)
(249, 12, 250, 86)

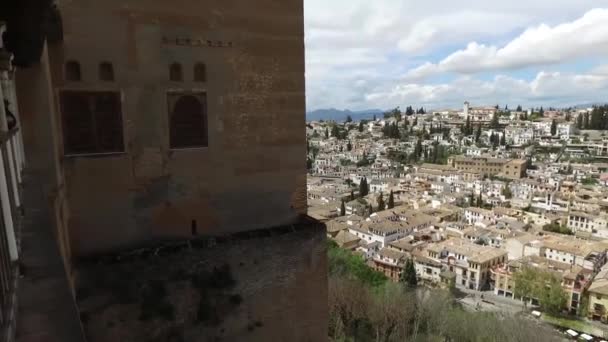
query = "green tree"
(490, 112, 500, 129)
(346, 115, 352, 123)
(347, 140, 353, 151)
(491, 132, 499, 149)
(539, 106, 544, 117)
(388, 190, 395, 209)
(475, 124, 482, 143)
(464, 116, 471, 135)
(350, 190, 355, 201)
(542, 223, 573, 235)
(513, 266, 567, 314)
(477, 193, 483, 207)
(306, 158, 312, 170)
(377, 192, 385, 211)
(582, 177, 598, 186)
(400, 259, 417, 288)
(513, 266, 537, 309)
(500, 133, 506, 146)
(414, 138, 423, 161)
(340, 200, 346, 216)
(331, 125, 340, 138)
(373, 114, 377, 121)
(325, 127, 329, 139)
(502, 185, 512, 199)
(516, 105, 522, 112)
(358, 121, 364, 132)
(576, 113, 583, 129)
(359, 178, 369, 197)
(550, 119, 557, 136)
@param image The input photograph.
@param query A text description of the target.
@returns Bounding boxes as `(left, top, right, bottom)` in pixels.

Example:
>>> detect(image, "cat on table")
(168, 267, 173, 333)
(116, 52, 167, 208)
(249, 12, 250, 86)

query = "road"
(455, 288, 526, 314)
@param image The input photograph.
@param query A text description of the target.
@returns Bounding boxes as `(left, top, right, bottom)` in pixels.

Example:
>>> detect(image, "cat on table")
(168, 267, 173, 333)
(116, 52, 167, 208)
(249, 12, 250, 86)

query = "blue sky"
(304, 1, 608, 111)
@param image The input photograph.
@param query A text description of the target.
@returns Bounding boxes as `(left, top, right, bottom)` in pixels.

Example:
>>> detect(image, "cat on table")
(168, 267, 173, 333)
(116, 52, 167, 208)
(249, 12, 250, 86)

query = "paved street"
(455, 288, 526, 314)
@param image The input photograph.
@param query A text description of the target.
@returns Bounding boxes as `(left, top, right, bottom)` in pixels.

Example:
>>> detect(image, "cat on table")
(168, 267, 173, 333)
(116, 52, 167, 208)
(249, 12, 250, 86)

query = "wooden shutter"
(60, 91, 124, 154)
(61, 91, 96, 154)
(93, 92, 124, 153)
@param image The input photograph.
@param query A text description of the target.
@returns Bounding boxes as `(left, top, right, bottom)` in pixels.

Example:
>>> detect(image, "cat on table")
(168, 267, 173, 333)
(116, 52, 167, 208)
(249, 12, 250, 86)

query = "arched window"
(169, 93, 208, 148)
(99, 62, 114, 81)
(65, 60, 81, 81)
(169, 63, 183, 81)
(194, 63, 206, 82)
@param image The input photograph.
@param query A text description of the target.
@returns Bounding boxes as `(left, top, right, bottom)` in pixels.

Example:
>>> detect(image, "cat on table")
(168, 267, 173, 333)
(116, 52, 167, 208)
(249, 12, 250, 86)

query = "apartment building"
(372, 248, 408, 281)
(413, 253, 443, 284)
(568, 211, 608, 238)
(348, 209, 435, 247)
(588, 265, 608, 322)
(540, 235, 608, 272)
(464, 207, 495, 225)
(427, 239, 508, 290)
(449, 155, 528, 179)
(491, 255, 591, 313)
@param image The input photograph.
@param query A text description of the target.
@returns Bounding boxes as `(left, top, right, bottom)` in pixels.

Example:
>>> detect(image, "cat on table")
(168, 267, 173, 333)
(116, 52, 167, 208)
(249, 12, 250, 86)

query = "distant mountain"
(306, 108, 384, 122)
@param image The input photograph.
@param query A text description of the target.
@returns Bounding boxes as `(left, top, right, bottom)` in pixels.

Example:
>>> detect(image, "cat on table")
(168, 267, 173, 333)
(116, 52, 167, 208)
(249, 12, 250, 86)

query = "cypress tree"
(550, 119, 557, 136)
(490, 112, 499, 128)
(325, 127, 329, 139)
(377, 192, 385, 211)
(400, 259, 418, 288)
(475, 124, 482, 142)
(359, 178, 369, 197)
(388, 190, 395, 209)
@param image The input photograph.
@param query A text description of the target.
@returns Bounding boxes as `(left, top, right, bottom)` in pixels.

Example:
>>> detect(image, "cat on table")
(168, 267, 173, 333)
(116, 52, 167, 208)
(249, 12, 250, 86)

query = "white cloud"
(405, 8, 608, 79)
(304, 0, 608, 110)
(397, 10, 531, 54)
(366, 67, 608, 110)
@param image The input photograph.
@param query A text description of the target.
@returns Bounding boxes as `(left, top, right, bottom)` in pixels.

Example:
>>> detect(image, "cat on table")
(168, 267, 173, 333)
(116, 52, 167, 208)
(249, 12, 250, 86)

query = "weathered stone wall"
(47, 0, 306, 256)
(75, 225, 328, 342)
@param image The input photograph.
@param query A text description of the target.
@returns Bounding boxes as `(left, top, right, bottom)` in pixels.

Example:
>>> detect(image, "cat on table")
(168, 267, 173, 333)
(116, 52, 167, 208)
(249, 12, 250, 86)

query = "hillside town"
(310, 101, 608, 337)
